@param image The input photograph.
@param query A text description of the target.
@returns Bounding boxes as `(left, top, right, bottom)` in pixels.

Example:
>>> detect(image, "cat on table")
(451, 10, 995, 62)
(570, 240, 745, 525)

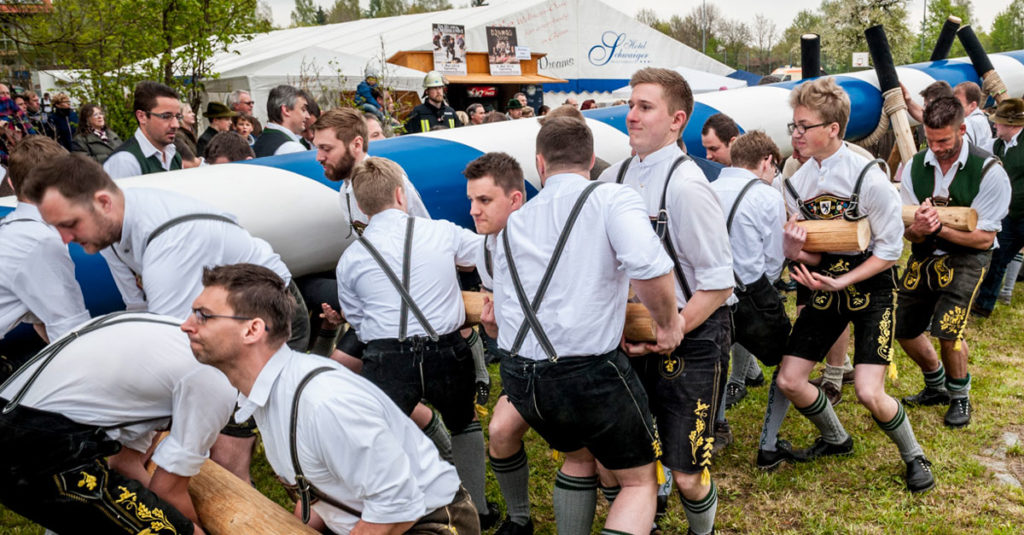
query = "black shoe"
(944, 397, 971, 428)
(905, 455, 935, 493)
(725, 382, 747, 409)
(479, 501, 501, 530)
(745, 369, 765, 387)
(494, 517, 533, 535)
(774, 278, 797, 292)
(756, 439, 805, 471)
(970, 304, 992, 318)
(475, 380, 491, 407)
(796, 436, 854, 461)
(711, 421, 733, 457)
(902, 386, 950, 407)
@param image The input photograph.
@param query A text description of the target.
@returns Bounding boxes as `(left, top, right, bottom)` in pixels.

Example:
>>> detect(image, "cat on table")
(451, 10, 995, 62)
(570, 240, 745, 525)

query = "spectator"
(196, 101, 238, 158)
(49, 92, 77, 151)
(205, 131, 255, 163)
(23, 90, 55, 140)
(513, 91, 528, 110)
(466, 103, 485, 125)
(233, 113, 257, 145)
(505, 98, 523, 119)
(0, 85, 35, 138)
(252, 84, 308, 157)
(700, 112, 740, 165)
(41, 92, 52, 113)
(580, 99, 596, 110)
(227, 89, 255, 115)
(71, 103, 123, 164)
(363, 112, 389, 140)
(175, 136, 202, 169)
(300, 89, 320, 148)
(521, 107, 535, 118)
(355, 65, 384, 117)
(538, 104, 550, 116)
(483, 111, 508, 123)
(103, 81, 183, 178)
(456, 110, 470, 125)
(404, 71, 462, 133)
(13, 95, 26, 114)
(177, 101, 198, 157)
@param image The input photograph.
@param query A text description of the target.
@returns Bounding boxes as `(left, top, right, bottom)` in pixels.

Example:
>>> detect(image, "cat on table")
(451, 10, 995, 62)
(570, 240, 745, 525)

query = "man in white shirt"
(700, 113, 739, 166)
(954, 81, 994, 152)
(103, 81, 183, 178)
(335, 157, 494, 524)
(182, 263, 478, 535)
(0, 311, 236, 535)
(0, 137, 89, 363)
(486, 116, 685, 535)
(777, 77, 934, 493)
(252, 85, 309, 158)
(896, 96, 1011, 429)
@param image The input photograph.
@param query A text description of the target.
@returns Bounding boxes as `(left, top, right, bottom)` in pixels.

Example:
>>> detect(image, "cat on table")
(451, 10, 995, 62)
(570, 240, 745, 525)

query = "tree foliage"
(912, 0, 975, 62)
(989, 0, 1024, 52)
(367, 0, 407, 18)
(291, 0, 321, 27)
(817, 0, 913, 73)
(326, 0, 362, 23)
(407, 0, 454, 15)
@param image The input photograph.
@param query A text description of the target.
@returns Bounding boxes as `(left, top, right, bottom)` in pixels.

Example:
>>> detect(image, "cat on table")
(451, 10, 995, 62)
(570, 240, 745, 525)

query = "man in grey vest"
(103, 81, 183, 178)
(252, 85, 309, 158)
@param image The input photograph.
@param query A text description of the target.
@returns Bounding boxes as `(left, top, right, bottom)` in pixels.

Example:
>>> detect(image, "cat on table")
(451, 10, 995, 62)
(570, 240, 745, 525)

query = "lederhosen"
(895, 146, 999, 342)
(726, 179, 790, 367)
(356, 216, 476, 433)
(783, 159, 898, 366)
(109, 135, 183, 175)
(0, 313, 195, 535)
(497, 182, 660, 471)
(615, 157, 731, 476)
(281, 367, 479, 534)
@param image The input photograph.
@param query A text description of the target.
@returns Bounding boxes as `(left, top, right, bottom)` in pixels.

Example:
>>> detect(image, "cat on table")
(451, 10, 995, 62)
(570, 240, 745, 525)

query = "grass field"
(4, 280, 1023, 534)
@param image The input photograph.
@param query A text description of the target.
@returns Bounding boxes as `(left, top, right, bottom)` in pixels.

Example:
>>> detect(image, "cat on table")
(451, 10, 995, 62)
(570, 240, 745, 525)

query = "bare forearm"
(936, 227, 996, 250)
(631, 272, 680, 327)
(107, 447, 151, 486)
(681, 288, 732, 334)
(149, 468, 201, 527)
(836, 255, 897, 287)
(351, 519, 416, 534)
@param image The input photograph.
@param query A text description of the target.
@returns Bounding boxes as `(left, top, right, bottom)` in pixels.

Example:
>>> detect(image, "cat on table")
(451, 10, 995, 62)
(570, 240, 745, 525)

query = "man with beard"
(104, 82, 183, 178)
(897, 96, 1010, 428)
(405, 72, 462, 134)
(22, 90, 56, 139)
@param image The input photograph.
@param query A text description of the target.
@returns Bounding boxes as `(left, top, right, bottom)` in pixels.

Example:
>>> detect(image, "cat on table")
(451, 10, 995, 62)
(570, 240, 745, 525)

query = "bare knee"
(672, 471, 706, 500)
(488, 399, 529, 457)
(854, 382, 884, 411)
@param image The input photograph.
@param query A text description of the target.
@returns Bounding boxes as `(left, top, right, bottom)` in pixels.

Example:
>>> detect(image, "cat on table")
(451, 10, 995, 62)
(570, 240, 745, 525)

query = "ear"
(242, 318, 266, 345)
(535, 153, 546, 179)
(672, 110, 688, 134)
(135, 109, 147, 124)
(958, 122, 967, 136)
(395, 186, 408, 211)
(351, 136, 364, 154)
(588, 152, 595, 171)
(94, 190, 114, 213)
(510, 189, 524, 208)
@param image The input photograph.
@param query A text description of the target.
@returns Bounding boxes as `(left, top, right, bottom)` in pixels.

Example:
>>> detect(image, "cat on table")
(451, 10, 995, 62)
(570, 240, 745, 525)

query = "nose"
(58, 228, 74, 244)
(180, 314, 197, 334)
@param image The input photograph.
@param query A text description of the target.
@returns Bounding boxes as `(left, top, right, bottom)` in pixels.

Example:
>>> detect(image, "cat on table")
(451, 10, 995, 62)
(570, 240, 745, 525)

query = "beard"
(324, 149, 357, 182)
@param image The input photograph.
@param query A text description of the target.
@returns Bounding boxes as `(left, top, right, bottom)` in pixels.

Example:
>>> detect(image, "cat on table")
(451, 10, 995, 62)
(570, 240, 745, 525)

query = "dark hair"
(22, 153, 119, 205)
(301, 89, 321, 119)
(758, 75, 781, 85)
(483, 111, 509, 123)
(76, 103, 103, 135)
(205, 131, 255, 162)
(266, 85, 303, 123)
(9, 136, 67, 196)
(233, 113, 255, 128)
(701, 113, 739, 142)
(201, 264, 294, 346)
(311, 107, 367, 148)
(919, 80, 953, 104)
(954, 81, 983, 106)
(729, 130, 780, 171)
(466, 103, 484, 116)
(463, 152, 525, 195)
(922, 96, 965, 129)
(580, 99, 596, 110)
(536, 117, 593, 173)
(133, 81, 179, 115)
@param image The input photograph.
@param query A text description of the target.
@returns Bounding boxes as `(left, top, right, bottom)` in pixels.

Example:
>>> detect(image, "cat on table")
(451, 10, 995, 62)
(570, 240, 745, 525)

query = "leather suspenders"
(355, 216, 438, 342)
(782, 158, 887, 222)
(145, 213, 238, 247)
(725, 178, 764, 292)
(503, 182, 604, 362)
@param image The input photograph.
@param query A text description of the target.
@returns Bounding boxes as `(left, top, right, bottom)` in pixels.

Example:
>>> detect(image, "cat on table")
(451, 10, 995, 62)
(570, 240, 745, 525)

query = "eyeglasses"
(191, 308, 253, 324)
(787, 122, 829, 135)
(146, 111, 184, 121)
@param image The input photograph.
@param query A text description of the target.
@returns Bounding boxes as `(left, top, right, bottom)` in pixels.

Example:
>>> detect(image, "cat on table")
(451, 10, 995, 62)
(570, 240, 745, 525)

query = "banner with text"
(486, 26, 522, 76)
(433, 23, 467, 76)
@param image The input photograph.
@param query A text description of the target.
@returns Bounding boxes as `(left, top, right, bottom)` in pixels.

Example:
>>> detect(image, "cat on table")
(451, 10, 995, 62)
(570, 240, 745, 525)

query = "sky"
(263, 0, 1005, 36)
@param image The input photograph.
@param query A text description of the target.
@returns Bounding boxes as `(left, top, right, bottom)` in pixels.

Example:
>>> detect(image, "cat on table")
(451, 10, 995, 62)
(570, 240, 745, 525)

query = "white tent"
(611, 66, 747, 98)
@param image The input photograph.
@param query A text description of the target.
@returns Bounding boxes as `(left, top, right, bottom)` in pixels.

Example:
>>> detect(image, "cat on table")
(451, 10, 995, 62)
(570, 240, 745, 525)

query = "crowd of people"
(0, 63, 1021, 535)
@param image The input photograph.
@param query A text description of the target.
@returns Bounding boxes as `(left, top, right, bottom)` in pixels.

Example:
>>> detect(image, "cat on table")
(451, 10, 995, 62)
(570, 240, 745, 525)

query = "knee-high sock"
(466, 329, 490, 385)
(452, 421, 489, 515)
(923, 362, 948, 392)
(729, 344, 752, 385)
(553, 471, 597, 535)
(874, 402, 925, 462)
(946, 373, 971, 399)
(1000, 253, 1022, 301)
(422, 411, 453, 462)
(758, 370, 790, 451)
(795, 388, 850, 445)
(681, 480, 718, 535)
(715, 381, 728, 424)
(489, 444, 530, 525)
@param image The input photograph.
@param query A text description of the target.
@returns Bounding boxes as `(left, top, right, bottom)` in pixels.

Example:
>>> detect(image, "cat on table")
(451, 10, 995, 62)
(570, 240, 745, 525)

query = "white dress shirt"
(0, 202, 90, 340)
(338, 158, 431, 226)
(0, 313, 235, 477)
(491, 173, 673, 360)
(99, 188, 291, 319)
(965, 108, 994, 153)
(263, 122, 308, 155)
(103, 128, 179, 179)
(711, 168, 787, 284)
(599, 143, 735, 307)
(235, 346, 460, 534)
(337, 209, 482, 341)
(900, 141, 1011, 253)
(785, 144, 905, 261)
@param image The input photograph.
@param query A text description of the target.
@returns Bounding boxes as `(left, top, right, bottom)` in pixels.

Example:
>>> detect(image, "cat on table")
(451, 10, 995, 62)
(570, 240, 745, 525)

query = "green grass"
(4, 280, 1024, 534)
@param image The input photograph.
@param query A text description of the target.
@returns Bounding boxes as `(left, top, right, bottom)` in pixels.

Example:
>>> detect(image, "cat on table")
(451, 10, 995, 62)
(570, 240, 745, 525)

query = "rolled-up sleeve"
(152, 366, 235, 476)
(972, 163, 1011, 232)
(670, 179, 734, 291)
(605, 185, 673, 281)
(12, 238, 89, 340)
(863, 171, 905, 261)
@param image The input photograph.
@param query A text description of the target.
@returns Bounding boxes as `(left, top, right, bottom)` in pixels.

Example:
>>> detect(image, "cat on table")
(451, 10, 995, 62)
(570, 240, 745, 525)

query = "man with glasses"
(227, 89, 255, 115)
(104, 81, 183, 178)
(20, 151, 311, 484)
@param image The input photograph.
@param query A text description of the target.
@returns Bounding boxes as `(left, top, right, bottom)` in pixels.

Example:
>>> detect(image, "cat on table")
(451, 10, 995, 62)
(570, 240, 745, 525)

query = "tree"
(327, 0, 361, 23)
(989, 0, 1024, 52)
(818, 0, 913, 73)
(407, 0, 454, 15)
(636, 8, 660, 27)
(367, 0, 407, 18)
(751, 14, 778, 72)
(774, 9, 825, 67)
(718, 19, 751, 68)
(291, 0, 321, 27)
(912, 0, 975, 61)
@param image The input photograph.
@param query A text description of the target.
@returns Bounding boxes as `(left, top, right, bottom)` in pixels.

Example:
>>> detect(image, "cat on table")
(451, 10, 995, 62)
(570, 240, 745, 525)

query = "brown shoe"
(820, 382, 842, 406)
(810, 369, 855, 386)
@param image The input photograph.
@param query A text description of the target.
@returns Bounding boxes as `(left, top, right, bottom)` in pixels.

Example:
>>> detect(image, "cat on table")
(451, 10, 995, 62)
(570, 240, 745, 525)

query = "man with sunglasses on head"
(20, 151, 311, 484)
(104, 81, 184, 178)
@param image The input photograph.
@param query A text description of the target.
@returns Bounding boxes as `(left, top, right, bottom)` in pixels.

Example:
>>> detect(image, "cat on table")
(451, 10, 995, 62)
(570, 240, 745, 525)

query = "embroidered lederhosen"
(0, 313, 193, 535)
(726, 179, 790, 367)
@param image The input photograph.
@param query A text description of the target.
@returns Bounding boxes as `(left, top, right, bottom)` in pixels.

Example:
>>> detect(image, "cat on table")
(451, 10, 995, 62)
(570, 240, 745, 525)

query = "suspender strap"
(725, 178, 763, 292)
(0, 217, 35, 228)
(614, 156, 635, 184)
(505, 181, 604, 361)
(658, 156, 693, 300)
(355, 217, 438, 342)
(483, 239, 493, 280)
(146, 213, 238, 247)
(1, 313, 182, 415)
(844, 158, 887, 221)
(289, 366, 363, 523)
(782, 177, 818, 220)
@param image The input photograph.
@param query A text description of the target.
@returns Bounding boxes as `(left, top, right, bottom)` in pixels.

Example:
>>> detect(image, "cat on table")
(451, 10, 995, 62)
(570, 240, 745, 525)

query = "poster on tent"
(432, 23, 467, 76)
(486, 26, 522, 76)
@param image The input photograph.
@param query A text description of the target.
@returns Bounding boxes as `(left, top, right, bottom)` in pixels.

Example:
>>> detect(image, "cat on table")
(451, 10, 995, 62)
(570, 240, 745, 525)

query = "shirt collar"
(365, 208, 406, 232)
(11, 201, 43, 221)
(717, 167, 758, 181)
(925, 139, 969, 170)
(1005, 129, 1024, 150)
(133, 128, 176, 162)
(636, 142, 683, 167)
(810, 142, 850, 172)
(235, 344, 292, 421)
(541, 172, 588, 191)
(264, 122, 302, 142)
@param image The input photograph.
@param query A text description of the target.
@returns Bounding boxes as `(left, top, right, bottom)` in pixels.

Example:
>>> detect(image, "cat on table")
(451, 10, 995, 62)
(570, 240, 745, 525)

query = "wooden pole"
(901, 205, 977, 231)
(797, 219, 871, 252)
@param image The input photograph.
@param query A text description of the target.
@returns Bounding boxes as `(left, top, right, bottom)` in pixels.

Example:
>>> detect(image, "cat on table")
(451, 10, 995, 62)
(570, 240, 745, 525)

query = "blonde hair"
(350, 157, 405, 216)
(789, 77, 850, 139)
(630, 67, 694, 119)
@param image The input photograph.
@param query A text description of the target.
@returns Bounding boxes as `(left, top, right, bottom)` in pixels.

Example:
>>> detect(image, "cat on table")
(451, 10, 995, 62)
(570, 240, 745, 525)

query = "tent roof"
(611, 66, 746, 97)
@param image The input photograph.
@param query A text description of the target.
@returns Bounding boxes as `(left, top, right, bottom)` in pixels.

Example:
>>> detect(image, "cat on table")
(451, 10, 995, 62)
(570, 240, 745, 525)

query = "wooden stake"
(797, 219, 871, 252)
(902, 205, 977, 231)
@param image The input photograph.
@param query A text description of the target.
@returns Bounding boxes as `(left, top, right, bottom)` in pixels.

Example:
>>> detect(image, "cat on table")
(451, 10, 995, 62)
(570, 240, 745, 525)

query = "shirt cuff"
(624, 255, 673, 281)
(977, 219, 1002, 233)
(692, 266, 736, 291)
(150, 434, 208, 477)
(360, 494, 427, 525)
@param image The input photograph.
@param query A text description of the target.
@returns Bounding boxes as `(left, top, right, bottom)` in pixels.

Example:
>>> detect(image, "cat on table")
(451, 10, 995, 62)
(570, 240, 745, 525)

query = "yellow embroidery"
(845, 285, 869, 311)
(903, 258, 922, 290)
(827, 258, 851, 275)
(77, 471, 97, 491)
(939, 306, 966, 335)
(688, 399, 714, 475)
(935, 257, 954, 288)
(811, 290, 833, 310)
(660, 354, 683, 378)
(876, 307, 894, 362)
(114, 485, 179, 535)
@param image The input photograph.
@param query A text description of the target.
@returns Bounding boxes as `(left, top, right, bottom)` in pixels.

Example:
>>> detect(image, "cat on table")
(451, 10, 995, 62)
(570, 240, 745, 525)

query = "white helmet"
(423, 71, 446, 88)
(365, 64, 381, 80)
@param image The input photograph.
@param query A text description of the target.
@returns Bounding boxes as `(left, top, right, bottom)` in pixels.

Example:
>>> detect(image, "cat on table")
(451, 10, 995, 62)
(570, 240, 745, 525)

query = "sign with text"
(487, 26, 522, 76)
(432, 23, 467, 76)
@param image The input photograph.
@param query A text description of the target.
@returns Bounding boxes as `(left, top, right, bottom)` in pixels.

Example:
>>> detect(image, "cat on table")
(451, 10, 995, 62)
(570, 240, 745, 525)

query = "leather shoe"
(970, 304, 991, 318)
(725, 382, 747, 409)
(745, 369, 765, 387)
(902, 386, 949, 407)
(944, 397, 971, 428)
(820, 382, 842, 406)
(905, 455, 935, 493)
(796, 435, 854, 461)
(809, 369, 855, 386)
(479, 501, 501, 530)
(494, 517, 533, 535)
(756, 439, 805, 471)
(711, 421, 733, 457)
